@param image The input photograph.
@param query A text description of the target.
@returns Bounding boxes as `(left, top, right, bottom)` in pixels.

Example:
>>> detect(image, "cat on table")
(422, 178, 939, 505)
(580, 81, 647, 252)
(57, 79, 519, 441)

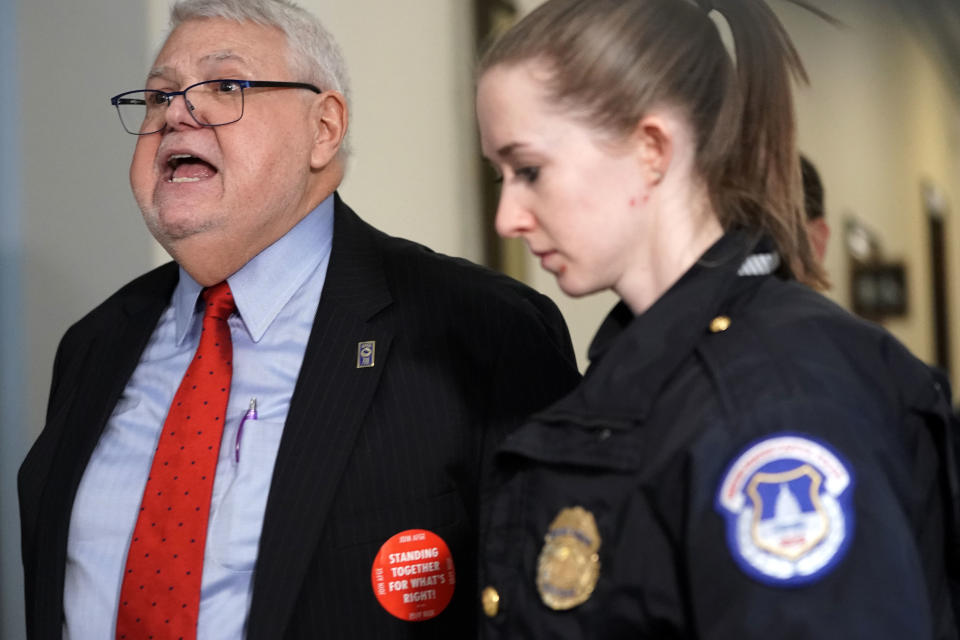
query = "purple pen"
(235, 398, 257, 462)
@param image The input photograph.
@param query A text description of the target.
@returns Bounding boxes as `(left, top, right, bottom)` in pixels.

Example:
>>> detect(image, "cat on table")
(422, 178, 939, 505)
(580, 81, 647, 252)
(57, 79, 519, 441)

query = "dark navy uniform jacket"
(480, 230, 960, 639)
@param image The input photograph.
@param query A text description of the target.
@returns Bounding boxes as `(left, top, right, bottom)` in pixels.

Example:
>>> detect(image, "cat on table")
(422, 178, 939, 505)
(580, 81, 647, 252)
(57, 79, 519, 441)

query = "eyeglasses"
(109, 79, 322, 135)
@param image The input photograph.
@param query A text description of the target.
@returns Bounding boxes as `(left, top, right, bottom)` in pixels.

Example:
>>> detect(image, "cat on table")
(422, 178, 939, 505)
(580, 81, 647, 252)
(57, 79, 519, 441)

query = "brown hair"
(479, 0, 831, 289)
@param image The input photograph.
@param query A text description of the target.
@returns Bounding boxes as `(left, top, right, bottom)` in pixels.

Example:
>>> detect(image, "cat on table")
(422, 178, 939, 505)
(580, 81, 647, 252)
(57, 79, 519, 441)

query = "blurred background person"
(801, 154, 830, 264)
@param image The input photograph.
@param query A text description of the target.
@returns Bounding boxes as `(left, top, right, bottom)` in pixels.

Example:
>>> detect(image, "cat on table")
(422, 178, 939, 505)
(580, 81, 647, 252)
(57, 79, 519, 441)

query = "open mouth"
(166, 153, 218, 183)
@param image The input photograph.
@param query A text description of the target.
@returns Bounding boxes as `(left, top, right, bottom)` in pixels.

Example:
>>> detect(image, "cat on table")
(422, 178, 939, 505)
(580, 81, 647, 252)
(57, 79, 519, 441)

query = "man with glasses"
(19, 1, 579, 638)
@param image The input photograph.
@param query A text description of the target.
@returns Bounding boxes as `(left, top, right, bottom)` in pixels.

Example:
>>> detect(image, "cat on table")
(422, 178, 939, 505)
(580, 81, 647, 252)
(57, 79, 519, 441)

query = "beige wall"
(316, 2, 483, 262)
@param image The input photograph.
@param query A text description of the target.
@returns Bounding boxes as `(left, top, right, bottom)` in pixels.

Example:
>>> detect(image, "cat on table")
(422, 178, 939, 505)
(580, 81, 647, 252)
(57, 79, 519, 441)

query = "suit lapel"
(247, 196, 394, 638)
(32, 264, 178, 638)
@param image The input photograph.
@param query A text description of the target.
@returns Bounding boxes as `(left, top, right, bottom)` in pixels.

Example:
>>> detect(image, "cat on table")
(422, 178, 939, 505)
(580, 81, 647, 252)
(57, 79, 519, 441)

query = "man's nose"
(163, 92, 202, 130)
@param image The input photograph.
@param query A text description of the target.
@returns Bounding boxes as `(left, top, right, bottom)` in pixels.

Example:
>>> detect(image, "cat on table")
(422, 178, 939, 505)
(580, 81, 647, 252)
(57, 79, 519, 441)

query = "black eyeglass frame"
(109, 79, 323, 135)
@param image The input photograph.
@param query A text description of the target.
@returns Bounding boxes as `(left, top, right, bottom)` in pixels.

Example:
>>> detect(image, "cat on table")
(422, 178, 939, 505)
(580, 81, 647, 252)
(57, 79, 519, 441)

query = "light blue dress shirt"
(63, 196, 335, 639)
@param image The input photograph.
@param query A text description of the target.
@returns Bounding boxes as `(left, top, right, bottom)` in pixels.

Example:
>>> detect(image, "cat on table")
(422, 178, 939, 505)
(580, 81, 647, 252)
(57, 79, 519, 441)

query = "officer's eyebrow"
(496, 142, 529, 160)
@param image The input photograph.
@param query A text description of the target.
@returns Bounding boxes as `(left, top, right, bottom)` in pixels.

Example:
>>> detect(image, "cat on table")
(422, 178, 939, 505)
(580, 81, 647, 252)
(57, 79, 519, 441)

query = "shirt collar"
(172, 194, 335, 344)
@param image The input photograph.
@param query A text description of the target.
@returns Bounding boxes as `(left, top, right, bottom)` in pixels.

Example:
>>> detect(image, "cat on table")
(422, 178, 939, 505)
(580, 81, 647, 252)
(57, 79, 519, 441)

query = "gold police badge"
(536, 506, 601, 610)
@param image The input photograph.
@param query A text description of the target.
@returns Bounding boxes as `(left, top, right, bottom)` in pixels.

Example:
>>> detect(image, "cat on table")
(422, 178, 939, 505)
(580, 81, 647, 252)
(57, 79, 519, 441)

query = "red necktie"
(117, 282, 236, 640)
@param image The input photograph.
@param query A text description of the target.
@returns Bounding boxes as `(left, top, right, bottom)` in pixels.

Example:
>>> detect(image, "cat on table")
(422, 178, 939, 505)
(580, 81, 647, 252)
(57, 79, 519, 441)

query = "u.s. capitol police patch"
(715, 433, 854, 586)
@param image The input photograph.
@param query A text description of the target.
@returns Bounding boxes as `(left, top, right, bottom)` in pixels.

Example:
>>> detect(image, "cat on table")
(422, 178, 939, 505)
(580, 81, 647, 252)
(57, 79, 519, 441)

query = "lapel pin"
(357, 340, 376, 368)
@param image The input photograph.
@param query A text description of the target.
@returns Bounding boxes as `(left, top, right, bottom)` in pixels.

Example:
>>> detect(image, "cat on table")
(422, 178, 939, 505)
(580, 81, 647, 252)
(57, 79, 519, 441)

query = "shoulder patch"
(715, 433, 854, 586)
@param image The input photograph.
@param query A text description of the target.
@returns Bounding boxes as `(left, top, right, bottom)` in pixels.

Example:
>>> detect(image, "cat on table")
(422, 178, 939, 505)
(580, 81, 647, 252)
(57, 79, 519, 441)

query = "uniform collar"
(543, 229, 771, 428)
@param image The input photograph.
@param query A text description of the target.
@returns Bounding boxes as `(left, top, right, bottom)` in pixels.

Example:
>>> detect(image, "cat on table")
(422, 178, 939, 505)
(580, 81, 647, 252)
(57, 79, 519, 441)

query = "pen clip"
(235, 398, 257, 463)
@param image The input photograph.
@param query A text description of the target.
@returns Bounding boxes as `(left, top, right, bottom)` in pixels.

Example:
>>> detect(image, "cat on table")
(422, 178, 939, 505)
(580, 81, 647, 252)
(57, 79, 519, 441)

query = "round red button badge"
(371, 529, 456, 621)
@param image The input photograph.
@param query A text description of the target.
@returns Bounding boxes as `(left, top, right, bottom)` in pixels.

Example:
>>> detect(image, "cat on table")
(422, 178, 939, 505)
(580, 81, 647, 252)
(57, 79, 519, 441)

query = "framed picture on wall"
(844, 216, 908, 322)
(850, 261, 908, 320)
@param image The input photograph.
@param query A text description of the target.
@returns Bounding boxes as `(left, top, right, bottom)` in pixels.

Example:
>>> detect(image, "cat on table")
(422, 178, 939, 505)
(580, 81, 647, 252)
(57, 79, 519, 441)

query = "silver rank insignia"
(536, 506, 601, 610)
(357, 341, 376, 368)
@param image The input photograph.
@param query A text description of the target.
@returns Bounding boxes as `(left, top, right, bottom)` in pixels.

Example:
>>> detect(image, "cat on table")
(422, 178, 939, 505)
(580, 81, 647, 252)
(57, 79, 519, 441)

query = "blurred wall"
(4, 2, 154, 638)
(0, 1, 24, 636)
(309, 2, 483, 262)
(777, 0, 960, 384)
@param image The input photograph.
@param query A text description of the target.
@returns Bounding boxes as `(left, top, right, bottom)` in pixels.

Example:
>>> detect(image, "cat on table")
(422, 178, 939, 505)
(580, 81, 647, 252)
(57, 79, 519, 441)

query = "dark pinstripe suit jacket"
(19, 195, 580, 638)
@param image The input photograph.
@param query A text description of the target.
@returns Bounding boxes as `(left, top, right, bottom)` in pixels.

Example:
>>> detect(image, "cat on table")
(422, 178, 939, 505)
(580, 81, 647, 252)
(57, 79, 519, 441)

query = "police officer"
(475, 0, 960, 637)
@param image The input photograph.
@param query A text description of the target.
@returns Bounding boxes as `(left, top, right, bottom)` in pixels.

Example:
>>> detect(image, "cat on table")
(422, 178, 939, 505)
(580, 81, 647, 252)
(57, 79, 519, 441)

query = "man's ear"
(633, 112, 673, 187)
(310, 90, 348, 169)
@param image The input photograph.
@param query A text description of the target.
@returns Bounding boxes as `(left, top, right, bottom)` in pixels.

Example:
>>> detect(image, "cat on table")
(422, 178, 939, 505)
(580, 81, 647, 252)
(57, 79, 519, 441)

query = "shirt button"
(482, 586, 501, 618)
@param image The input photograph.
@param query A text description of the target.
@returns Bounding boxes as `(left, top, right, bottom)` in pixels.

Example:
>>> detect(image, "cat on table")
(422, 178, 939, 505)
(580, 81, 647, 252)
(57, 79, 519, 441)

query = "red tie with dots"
(116, 282, 236, 640)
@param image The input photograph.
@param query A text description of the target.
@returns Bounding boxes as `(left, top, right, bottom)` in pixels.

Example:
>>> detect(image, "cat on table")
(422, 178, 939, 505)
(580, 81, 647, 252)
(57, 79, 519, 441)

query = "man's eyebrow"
(147, 51, 250, 79)
(147, 66, 173, 80)
(199, 51, 250, 66)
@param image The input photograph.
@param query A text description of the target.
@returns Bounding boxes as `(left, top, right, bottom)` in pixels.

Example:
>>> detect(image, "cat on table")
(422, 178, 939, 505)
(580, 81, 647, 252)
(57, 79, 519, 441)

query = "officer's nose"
(494, 187, 536, 239)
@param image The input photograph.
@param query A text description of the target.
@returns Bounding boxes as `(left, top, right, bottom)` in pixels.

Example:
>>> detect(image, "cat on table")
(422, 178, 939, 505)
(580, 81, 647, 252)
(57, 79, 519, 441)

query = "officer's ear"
(631, 111, 674, 188)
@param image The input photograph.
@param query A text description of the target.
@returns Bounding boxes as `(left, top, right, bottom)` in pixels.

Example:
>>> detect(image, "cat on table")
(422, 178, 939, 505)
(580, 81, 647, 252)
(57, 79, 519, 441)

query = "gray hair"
(170, 0, 350, 102)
